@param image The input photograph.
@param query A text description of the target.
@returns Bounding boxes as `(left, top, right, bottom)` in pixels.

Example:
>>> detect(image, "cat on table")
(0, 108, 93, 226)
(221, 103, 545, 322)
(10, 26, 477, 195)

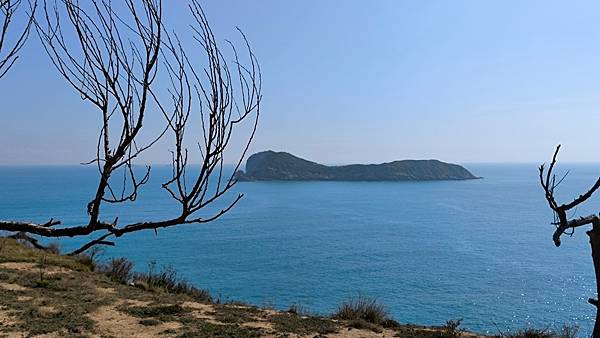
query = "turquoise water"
(1, 164, 600, 335)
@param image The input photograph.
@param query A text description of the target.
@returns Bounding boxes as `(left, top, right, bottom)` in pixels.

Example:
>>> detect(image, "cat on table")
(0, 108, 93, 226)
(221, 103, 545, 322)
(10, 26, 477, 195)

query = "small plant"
(98, 257, 134, 284)
(46, 242, 60, 255)
(75, 246, 104, 271)
(333, 295, 389, 325)
(262, 298, 276, 310)
(132, 262, 212, 302)
(119, 304, 188, 318)
(348, 318, 383, 333)
(444, 319, 463, 337)
(142, 261, 177, 290)
(494, 324, 579, 338)
(139, 318, 161, 326)
(35, 255, 49, 288)
(382, 318, 401, 329)
(271, 313, 337, 335)
(556, 324, 579, 338)
(287, 303, 310, 316)
(96, 259, 211, 302)
(500, 328, 552, 338)
(39, 255, 46, 281)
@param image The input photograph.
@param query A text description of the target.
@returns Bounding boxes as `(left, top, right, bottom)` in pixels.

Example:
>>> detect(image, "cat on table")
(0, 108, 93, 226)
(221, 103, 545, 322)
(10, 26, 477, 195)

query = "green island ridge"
(235, 151, 480, 182)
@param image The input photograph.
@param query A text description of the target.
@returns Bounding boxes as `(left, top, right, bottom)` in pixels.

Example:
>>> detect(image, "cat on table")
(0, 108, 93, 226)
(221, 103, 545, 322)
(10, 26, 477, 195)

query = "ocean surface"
(2, 163, 600, 336)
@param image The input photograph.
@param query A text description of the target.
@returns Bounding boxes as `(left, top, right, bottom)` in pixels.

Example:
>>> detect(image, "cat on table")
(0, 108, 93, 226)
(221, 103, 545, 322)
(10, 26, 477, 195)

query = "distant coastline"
(235, 150, 479, 181)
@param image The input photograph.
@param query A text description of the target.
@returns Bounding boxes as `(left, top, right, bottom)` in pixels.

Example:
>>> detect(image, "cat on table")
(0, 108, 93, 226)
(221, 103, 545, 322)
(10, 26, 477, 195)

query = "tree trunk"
(587, 220, 600, 338)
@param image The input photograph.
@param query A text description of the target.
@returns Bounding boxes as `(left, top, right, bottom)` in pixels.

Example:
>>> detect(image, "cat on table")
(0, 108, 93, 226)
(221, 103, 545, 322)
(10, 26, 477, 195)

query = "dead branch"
(8, 232, 48, 250)
(539, 145, 600, 246)
(0, 0, 36, 78)
(0, 1, 260, 255)
(540, 145, 600, 337)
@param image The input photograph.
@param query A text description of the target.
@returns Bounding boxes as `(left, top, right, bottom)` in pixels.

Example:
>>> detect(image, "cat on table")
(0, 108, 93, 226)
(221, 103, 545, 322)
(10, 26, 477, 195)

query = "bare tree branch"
(539, 145, 600, 246)
(539, 145, 600, 336)
(0, 0, 36, 78)
(0, 1, 261, 256)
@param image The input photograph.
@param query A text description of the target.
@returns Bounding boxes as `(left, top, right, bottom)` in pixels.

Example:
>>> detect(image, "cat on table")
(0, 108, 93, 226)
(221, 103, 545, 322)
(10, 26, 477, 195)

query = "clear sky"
(1, 0, 600, 165)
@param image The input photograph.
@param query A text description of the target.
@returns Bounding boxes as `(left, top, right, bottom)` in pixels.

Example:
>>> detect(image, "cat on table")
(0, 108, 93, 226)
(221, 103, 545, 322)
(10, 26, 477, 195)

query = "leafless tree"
(0, 0, 36, 78)
(540, 145, 600, 337)
(0, 0, 261, 255)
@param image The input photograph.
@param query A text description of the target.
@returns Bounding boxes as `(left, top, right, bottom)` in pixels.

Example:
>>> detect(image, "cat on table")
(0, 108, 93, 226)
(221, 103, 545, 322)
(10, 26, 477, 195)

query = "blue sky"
(1, 0, 600, 165)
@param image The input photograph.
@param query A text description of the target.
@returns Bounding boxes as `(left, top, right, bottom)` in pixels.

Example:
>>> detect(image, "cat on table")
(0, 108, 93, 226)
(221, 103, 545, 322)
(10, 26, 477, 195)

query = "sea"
(1, 163, 600, 336)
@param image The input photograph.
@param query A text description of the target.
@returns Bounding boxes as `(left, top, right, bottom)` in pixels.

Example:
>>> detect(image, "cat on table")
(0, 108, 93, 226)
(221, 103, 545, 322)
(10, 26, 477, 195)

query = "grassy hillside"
(0, 238, 576, 338)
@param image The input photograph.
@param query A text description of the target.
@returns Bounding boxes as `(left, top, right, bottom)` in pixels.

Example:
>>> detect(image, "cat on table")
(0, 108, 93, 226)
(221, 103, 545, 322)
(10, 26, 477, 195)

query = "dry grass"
(134, 261, 212, 302)
(98, 257, 135, 284)
(334, 295, 389, 325)
(0, 238, 91, 272)
(96, 257, 212, 303)
(493, 325, 579, 338)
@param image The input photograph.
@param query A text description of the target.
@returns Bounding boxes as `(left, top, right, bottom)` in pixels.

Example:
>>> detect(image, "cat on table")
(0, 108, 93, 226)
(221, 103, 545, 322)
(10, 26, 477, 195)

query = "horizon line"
(2, 161, 600, 167)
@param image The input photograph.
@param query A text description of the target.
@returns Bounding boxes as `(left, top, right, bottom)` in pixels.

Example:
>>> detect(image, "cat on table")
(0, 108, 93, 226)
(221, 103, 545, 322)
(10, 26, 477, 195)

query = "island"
(235, 151, 479, 181)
